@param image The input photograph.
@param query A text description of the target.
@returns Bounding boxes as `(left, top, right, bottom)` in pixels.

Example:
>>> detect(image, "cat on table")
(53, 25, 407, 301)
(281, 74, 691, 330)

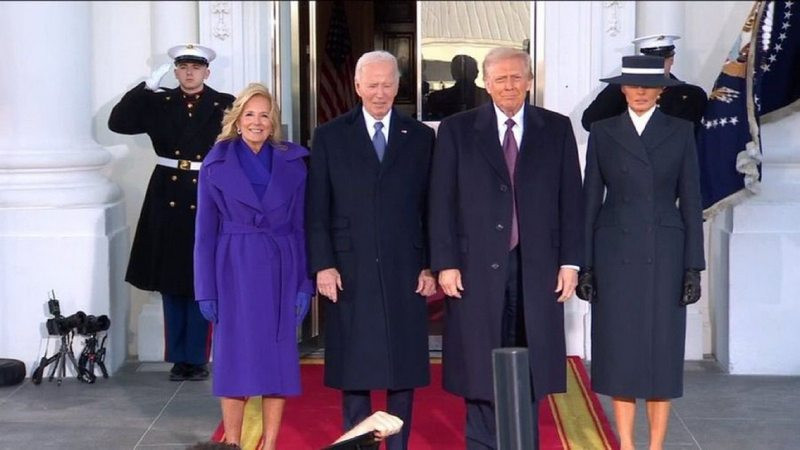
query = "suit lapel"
(474, 103, 511, 184)
(640, 109, 676, 152)
(347, 106, 381, 174)
(380, 109, 409, 174)
(517, 104, 546, 180)
(208, 140, 263, 211)
(609, 112, 650, 165)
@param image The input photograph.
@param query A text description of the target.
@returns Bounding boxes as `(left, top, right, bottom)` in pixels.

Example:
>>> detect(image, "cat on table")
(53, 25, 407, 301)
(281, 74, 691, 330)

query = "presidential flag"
(318, 1, 357, 125)
(697, 0, 800, 216)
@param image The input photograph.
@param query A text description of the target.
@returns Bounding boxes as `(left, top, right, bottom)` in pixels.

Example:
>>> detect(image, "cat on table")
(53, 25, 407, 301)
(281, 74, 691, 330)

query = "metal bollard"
(492, 347, 535, 450)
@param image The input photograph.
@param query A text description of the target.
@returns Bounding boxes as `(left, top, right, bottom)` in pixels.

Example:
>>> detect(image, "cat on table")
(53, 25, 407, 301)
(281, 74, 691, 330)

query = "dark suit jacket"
(306, 106, 435, 390)
(429, 102, 584, 400)
(584, 109, 704, 398)
(108, 82, 234, 296)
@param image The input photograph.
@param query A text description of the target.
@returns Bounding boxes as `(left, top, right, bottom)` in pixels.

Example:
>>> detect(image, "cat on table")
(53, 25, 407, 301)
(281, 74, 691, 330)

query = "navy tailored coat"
(306, 106, 435, 390)
(194, 138, 313, 397)
(428, 103, 584, 401)
(109, 82, 234, 297)
(583, 109, 705, 399)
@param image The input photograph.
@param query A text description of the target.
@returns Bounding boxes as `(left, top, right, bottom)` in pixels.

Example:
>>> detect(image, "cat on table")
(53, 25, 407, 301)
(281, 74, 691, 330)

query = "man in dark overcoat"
(581, 34, 707, 131)
(305, 50, 436, 450)
(108, 44, 234, 381)
(429, 47, 584, 449)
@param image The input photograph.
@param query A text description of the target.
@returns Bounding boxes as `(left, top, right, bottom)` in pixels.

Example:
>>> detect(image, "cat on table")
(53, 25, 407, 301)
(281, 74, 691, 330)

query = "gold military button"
(169, 201, 176, 207)
(190, 205, 196, 210)
(195, 94, 200, 99)
(188, 112, 193, 117)
(214, 102, 219, 106)
(196, 154, 202, 160)
(187, 103, 194, 109)
(171, 175, 177, 181)
(192, 178, 197, 184)
(174, 150, 181, 155)
(165, 96, 171, 101)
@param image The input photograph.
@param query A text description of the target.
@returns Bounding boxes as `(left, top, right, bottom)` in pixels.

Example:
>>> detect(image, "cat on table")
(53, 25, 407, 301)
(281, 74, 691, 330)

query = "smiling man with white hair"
(306, 50, 436, 450)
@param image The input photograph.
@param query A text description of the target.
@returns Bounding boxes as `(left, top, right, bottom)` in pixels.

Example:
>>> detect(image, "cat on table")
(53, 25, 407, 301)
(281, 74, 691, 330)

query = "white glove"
(144, 63, 172, 92)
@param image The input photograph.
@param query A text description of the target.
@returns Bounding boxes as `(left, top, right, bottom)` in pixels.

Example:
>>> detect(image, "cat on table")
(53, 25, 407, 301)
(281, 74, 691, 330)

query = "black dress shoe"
(186, 364, 209, 381)
(169, 363, 189, 381)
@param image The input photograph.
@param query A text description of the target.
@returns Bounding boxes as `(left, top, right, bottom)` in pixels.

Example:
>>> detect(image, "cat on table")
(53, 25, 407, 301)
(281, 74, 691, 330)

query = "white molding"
(211, 1, 232, 41)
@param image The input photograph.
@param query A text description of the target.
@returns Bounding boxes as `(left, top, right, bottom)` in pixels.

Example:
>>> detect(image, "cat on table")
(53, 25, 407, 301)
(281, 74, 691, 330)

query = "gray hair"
(482, 47, 533, 81)
(354, 51, 400, 82)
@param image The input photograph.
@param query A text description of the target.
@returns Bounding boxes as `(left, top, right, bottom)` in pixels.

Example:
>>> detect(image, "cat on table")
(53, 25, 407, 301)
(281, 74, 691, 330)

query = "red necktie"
(503, 118, 519, 250)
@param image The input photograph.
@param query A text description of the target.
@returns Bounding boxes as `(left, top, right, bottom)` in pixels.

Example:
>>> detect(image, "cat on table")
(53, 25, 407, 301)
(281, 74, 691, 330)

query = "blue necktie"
(373, 122, 386, 161)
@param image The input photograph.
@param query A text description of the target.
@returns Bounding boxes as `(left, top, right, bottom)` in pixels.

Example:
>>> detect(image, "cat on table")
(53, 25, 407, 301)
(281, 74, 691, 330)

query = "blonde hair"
(217, 83, 282, 144)
(482, 47, 533, 81)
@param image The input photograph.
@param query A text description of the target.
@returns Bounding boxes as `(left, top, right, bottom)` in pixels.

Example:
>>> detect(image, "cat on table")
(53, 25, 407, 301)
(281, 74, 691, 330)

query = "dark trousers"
(161, 293, 211, 365)
(465, 247, 539, 449)
(342, 389, 414, 450)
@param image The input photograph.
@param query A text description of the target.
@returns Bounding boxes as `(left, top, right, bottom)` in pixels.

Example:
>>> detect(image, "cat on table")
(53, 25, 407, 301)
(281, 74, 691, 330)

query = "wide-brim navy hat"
(600, 55, 684, 87)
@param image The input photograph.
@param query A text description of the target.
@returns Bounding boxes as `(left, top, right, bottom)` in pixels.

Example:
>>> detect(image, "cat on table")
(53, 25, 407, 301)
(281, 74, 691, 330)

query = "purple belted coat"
(194, 138, 313, 397)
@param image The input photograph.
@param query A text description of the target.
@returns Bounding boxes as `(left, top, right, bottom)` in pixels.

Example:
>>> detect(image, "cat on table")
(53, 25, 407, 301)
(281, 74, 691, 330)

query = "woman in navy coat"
(578, 56, 705, 450)
(194, 83, 313, 449)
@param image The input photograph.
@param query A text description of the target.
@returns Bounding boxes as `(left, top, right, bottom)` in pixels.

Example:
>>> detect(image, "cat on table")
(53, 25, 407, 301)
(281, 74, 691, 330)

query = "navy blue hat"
(599, 55, 684, 87)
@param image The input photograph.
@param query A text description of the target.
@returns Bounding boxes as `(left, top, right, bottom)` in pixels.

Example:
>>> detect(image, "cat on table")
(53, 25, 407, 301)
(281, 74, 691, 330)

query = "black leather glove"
(576, 269, 596, 303)
(681, 269, 701, 306)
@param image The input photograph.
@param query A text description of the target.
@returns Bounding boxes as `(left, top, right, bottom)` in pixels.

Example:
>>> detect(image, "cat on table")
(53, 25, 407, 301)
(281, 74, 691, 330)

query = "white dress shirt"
(492, 103, 579, 272)
(363, 108, 392, 143)
(628, 105, 656, 135)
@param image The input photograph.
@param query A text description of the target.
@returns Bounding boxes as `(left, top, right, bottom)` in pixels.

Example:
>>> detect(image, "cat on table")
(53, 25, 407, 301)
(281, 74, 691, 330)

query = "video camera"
(45, 297, 109, 336)
(32, 291, 111, 385)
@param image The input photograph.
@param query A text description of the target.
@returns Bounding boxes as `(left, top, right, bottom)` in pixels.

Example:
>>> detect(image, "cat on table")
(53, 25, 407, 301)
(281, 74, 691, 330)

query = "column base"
(0, 202, 129, 376)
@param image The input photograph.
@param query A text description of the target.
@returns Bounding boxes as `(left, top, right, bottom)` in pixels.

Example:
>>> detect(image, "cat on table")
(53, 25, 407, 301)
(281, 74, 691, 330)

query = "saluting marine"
(581, 34, 708, 132)
(108, 44, 234, 381)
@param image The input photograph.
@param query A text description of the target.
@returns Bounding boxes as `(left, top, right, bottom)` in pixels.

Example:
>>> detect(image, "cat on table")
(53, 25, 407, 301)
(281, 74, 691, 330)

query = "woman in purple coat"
(194, 83, 313, 449)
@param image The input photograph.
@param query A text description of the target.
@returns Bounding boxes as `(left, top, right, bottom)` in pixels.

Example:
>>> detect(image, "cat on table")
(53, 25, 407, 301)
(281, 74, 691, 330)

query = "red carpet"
(211, 357, 618, 449)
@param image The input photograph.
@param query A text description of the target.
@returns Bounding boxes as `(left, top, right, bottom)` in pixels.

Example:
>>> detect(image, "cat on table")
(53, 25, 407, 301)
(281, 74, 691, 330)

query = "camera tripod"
(77, 333, 108, 384)
(31, 332, 80, 386)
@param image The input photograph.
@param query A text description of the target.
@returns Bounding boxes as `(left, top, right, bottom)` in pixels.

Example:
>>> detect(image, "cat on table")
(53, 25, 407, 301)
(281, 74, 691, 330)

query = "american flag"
(697, 0, 800, 216)
(318, 1, 357, 124)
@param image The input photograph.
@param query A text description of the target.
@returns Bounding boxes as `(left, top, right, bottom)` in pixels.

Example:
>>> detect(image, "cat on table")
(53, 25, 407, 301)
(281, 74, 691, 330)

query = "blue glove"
(197, 299, 218, 323)
(296, 292, 311, 326)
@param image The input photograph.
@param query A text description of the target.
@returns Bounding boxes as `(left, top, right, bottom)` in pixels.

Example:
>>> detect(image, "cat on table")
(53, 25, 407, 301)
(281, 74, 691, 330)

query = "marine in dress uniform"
(581, 34, 708, 132)
(108, 44, 234, 381)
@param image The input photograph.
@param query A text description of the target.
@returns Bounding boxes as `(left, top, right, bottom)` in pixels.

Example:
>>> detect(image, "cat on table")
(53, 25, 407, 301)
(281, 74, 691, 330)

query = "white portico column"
(135, 1, 200, 362)
(636, 1, 704, 360)
(636, 1, 687, 75)
(0, 2, 127, 375)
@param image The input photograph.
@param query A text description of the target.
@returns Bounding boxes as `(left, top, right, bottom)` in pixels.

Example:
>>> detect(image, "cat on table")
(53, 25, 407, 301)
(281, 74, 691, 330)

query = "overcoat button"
(196, 154, 202, 160)
(192, 178, 197, 184)
(622, 258, 629, 264)
(171, 175, 177, 181)
(174, 150, 181, 155)
(190, 205, 196, 210)
(647, 257, 653, 264)
(169, 201, 175, 207)
(500, 184, 508, 192)
(496, 224, 504, 231)
(491, 263, 500, 270)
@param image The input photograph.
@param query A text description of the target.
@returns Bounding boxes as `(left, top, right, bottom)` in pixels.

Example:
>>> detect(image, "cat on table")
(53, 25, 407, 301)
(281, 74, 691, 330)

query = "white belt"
(157, 156, 202, 171)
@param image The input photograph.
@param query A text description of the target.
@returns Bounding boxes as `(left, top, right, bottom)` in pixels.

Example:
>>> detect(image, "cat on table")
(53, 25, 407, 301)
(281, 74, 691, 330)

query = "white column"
(636, 1, 686, 75)
(0, 1, 128, 375)
(150, 1, 199, 89)
(726, 106, 800, 375)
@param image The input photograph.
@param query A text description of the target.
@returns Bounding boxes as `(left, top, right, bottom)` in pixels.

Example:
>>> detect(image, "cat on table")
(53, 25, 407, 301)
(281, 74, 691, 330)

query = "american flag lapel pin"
(401, 129, 408, 134)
